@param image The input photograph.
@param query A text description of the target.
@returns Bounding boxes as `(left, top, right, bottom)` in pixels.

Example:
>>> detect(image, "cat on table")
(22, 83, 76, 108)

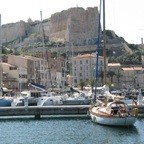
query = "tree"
(107, 70, 115, 83)
(79, 79, 86, 91)
(89, 79, 95, 93)
(115, 71, 123, 89)
(132, 75, 137, 89)
(99, 71, 104, 86)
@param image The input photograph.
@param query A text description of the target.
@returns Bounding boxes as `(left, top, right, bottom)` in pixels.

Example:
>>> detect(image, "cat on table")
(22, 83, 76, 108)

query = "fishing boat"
(89, 0, 138, 126)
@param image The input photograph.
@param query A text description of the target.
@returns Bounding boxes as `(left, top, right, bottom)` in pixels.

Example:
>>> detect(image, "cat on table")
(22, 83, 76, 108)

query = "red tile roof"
(74, 53, 103, 59)
(108, 63, 121, 66)
(122, 67, 144, 71)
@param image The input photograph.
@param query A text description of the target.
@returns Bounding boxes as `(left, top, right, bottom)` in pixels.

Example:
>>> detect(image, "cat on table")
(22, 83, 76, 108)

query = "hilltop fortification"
(1, 7, 99, 45)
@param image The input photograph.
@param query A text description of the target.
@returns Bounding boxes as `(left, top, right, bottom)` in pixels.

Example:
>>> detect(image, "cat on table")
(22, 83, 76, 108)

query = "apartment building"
(1, 54, 65, 90)
(108, 63, 144, 89)
(2, 63, 21, 90)
(108, 63, 122, 88)
(121, 67, 144, 89)
(71, 53, 108, 86)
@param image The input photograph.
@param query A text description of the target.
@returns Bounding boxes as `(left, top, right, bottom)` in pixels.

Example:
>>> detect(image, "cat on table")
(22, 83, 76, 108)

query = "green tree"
(89, 79, 95, 93)
(132, 75, 137, 89)
(115, 71, 123, 89)
(79, 80, 86, 91)
(107, 70, 115, 83)
(99, 71, 104, 86)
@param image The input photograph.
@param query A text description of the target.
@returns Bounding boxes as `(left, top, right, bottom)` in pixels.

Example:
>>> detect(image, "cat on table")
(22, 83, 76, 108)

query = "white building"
(71, 53, 108, 86)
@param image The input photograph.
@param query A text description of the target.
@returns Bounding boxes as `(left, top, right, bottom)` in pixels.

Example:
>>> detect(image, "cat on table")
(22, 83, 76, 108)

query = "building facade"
(71, 53, 108, 86)
(1, 54, 66, 90)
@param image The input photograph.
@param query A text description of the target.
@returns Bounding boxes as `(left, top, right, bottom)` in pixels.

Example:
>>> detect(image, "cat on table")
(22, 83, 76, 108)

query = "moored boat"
(0, 97, 12, 106)
(89, 0, 138, 126)
(89, 100, 137, 126)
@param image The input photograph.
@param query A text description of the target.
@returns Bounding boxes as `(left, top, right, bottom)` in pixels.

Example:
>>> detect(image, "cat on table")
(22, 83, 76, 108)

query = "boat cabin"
(106, 101, 127, 115)
(21, 90, 43, 98)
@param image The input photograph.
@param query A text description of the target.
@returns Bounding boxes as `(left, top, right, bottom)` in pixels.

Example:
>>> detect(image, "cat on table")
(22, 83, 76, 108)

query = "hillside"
(1, 7, 142, 65)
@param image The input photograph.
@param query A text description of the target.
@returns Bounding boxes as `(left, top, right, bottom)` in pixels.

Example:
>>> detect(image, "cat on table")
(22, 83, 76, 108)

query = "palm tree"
(79, 79, 86, 91)
(115, 71, 123, 89)
(107, 70, 115, 84)
(99, 71, 104, 86)
(89, 79, 95, 93)
(132, 75, 137, 89)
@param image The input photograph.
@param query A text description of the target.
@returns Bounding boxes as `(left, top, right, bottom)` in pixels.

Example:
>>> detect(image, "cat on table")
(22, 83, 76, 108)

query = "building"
(108, 62, 144, 89)
(121, 67, 144, 89)
(71, 53, 108, 86)
(1, 54, 66, 90)
(108, 63, 122, 89)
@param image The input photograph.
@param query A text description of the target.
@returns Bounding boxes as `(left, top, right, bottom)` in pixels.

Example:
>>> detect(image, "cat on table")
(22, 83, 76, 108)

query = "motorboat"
(37, 95, 63, 106)
(11, 90, 48, 106)
(0, 87, 13, 107)
(62, 92, 91, 105)
(0, 97, 12, 106)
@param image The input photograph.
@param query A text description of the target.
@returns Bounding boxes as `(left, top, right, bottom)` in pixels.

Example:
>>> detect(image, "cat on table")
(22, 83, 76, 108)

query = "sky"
(0, 0, 144, 44)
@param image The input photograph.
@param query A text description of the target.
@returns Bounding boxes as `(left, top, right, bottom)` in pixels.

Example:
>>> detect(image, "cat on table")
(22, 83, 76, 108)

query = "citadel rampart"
(1, 7, 99, 45)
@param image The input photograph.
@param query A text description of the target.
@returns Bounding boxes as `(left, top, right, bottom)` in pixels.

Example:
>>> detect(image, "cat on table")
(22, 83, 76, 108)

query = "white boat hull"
(90, 113, 137, 126)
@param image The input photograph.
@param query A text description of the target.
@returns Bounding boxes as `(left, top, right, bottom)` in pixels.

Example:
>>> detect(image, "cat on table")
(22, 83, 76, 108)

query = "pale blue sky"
(0, 0, 144, 44)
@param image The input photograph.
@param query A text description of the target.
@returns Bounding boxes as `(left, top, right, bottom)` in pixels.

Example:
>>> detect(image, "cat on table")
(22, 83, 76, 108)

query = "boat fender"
(134, 108, 138, 117)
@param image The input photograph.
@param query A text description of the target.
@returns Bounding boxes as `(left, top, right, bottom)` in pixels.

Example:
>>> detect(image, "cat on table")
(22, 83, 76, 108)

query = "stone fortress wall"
(1, 7, 99, 45)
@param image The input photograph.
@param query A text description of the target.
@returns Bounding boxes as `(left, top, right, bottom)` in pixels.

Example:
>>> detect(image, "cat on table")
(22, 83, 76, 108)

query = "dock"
(0, 104, 144, 119)
(0, 105, 90, 119)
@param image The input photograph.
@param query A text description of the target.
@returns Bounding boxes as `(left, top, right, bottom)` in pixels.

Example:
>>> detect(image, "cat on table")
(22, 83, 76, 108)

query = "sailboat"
(89, 0, 138, 126)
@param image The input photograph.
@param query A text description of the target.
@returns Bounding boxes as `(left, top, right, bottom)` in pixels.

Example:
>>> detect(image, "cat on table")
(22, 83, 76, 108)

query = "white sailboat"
(89, 0, 138, 126)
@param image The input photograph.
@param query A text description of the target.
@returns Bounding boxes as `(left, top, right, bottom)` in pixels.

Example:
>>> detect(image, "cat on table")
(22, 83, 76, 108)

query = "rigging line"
(105, 0, 116, 31)
(0, 14, 3, 96)
(94, 0, 102, 103)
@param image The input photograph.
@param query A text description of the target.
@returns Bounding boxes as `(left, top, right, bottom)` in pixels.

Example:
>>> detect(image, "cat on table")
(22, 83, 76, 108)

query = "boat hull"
(89, 108, 137, 126)
(0, 99, 12, 106)
(63, 99, 90, 105)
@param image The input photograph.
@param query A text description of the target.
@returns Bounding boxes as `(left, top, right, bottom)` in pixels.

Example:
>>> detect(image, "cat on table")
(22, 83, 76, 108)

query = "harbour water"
(0, 115, 144, 144)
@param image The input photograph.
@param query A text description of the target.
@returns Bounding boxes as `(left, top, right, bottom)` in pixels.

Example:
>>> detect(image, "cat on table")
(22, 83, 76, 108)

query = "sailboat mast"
(93, 0, 102, 103)
(40, 11, 53, 90)
(0, 14, 2, 96)
(103, 0, 107, 84)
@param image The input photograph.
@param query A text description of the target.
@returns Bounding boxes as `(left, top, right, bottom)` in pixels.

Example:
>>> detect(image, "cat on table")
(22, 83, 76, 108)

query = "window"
(86, 60, 88, 64)
(74, 79, 77, 83)
(79, 73, 82, 77)
(80, 60, 82, 64)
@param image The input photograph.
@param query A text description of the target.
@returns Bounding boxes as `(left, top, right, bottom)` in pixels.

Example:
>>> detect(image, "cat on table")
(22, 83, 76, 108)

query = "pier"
(0, 104, 144, 119)
(0, 105, 90, 119)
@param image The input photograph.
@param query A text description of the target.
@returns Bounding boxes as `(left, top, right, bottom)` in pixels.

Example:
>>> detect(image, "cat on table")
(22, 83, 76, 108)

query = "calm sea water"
(0, 115, 144, 144)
